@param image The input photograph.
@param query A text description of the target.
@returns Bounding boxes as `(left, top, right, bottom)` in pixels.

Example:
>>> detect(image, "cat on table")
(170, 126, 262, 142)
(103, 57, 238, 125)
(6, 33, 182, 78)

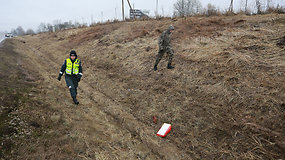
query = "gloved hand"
(58, 74, 62, 81)
(77, 74, 82, 82)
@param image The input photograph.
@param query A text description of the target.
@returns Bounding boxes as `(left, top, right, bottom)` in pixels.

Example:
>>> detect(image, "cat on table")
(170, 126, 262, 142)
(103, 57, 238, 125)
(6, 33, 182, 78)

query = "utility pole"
(245, 0, 248, 13)
(182, 0, 184, 17)
(115, 8, 117, 19)
(156, 0, 158, 16)
(229, 0, 234, 13)
(267, 0, 271, 10)
(122, 0, 125, 20)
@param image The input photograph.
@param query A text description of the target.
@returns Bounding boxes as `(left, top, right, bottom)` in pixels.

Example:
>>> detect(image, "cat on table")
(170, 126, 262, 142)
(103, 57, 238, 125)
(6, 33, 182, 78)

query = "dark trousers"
(155, 47, 174, 66)
(65, 75, 78, 98)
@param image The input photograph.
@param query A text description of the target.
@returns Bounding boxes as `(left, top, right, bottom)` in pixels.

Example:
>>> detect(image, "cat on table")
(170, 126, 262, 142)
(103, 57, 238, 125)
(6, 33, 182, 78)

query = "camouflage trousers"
(154, 47, 174, 66)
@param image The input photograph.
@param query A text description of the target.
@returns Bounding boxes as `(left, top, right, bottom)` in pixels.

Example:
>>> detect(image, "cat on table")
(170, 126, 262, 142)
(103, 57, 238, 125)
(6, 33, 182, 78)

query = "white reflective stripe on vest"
(66, 59, 80, 75)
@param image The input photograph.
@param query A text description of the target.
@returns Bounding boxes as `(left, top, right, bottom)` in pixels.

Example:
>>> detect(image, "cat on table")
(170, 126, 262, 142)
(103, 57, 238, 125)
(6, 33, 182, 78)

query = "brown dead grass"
(2, 14, 285, 159)
(67, 24, 121, 47)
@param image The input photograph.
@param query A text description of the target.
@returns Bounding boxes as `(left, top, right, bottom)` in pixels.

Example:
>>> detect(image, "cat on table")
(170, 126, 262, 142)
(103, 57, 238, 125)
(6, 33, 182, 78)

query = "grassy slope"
(1, 14, 284, 159)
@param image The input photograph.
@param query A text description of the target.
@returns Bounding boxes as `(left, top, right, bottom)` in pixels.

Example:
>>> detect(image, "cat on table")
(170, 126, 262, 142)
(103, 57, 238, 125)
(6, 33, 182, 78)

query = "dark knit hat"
(70, 50, 77, 57)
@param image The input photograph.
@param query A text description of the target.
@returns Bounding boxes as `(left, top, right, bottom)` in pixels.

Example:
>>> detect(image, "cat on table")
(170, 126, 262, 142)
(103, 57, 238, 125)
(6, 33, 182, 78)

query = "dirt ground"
(1, 14, 285, 160)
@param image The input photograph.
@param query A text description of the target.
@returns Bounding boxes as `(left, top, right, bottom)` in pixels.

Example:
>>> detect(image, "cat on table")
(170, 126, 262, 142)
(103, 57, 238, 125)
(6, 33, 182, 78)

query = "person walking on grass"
(58, 50, 83, 105)
(154, 25, 175, 71)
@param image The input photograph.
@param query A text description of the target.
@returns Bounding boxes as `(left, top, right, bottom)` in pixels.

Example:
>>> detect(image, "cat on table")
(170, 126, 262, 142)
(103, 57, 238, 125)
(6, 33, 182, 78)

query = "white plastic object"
(157, 123, 172, 138)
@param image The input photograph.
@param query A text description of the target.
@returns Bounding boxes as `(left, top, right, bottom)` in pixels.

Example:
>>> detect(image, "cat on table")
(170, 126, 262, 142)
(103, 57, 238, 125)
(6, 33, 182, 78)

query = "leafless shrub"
(26, 29, 35, 35)
(266, 5, 285, 14)
(173, 0, 203, 17)
(256, 0, 262, 14)
(205, 3, 220, 16)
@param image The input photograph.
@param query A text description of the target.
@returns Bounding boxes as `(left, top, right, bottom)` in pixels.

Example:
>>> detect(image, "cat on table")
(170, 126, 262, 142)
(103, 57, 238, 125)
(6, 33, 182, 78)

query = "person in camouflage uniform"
(154, 25, 175, 71)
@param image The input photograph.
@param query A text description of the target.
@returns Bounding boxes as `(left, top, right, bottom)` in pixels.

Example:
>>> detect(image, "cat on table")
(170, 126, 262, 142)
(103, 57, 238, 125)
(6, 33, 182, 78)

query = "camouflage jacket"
(158, 29, 173, 49)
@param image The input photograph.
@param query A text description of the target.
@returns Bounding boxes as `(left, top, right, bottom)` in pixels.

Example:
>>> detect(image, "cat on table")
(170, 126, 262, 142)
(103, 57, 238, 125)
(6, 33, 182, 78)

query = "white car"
(5, 33, 14, 38)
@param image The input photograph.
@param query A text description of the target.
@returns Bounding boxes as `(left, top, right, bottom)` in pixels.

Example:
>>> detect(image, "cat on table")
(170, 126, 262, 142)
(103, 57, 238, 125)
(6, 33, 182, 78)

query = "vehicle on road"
(5, 33, 14, 38)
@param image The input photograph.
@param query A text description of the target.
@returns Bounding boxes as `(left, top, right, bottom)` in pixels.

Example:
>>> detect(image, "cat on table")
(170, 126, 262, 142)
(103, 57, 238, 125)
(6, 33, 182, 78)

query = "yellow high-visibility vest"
(66, 58, 80, 75)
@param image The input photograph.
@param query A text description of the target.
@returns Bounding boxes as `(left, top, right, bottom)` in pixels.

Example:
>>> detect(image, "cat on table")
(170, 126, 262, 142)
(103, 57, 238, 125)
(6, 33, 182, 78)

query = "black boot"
(72, 97, 79, 105)
(154, 65, 158, 71)
(167, 63, 174, 69)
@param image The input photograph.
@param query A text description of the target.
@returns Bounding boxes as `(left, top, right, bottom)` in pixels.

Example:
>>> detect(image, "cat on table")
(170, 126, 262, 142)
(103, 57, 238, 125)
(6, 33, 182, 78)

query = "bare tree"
(174, 0, 185, 16)
(11, 29, 17, 36)
(14, 26, 25, 36)
(188, 0, 202, 15)
(207, 3, 219, 16)
(256, 0, 262, 14)
(26, 29, 35, 35)
(46, 23, 54, 32)
(10, 26, 25, 36)
(37, 23, 48, 33)
(174, 0, 202, 17)
(229, 0, 234, 12)
(267, 0, 271, 11)
(245, 0, 248, 13)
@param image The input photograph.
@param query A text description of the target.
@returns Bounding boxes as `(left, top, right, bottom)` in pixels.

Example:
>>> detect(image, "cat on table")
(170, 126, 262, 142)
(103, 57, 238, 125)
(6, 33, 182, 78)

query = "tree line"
(10, 20, 88, 36)
(10, 26, 35, 36)
(173, 0, 284, 17)
(10, 0, 284, 36)
(37, 20, 88, 33)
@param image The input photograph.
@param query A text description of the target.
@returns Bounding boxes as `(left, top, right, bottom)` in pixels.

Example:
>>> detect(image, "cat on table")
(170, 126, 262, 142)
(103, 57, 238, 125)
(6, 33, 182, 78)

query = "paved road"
(0, 37, 5, 43)
(0, 38, 5, 47)
(0, 32, 5, 43)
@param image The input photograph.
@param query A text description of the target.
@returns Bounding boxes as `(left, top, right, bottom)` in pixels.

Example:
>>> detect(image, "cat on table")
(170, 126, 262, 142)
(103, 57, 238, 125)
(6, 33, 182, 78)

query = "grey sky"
(0, 0, 284, 32)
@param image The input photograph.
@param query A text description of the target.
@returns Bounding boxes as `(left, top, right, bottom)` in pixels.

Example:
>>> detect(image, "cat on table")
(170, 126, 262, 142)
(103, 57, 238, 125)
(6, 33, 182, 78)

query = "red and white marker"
(157, 123, 172, 138)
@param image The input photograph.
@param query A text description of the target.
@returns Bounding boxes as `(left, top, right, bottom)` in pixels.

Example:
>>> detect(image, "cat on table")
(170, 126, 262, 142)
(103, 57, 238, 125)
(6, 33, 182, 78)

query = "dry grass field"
(1, 13, 284, 159)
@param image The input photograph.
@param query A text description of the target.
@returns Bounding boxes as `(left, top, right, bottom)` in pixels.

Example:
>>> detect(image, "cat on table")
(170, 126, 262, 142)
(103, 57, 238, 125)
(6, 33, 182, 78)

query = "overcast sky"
(0, 0, 284, 32)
